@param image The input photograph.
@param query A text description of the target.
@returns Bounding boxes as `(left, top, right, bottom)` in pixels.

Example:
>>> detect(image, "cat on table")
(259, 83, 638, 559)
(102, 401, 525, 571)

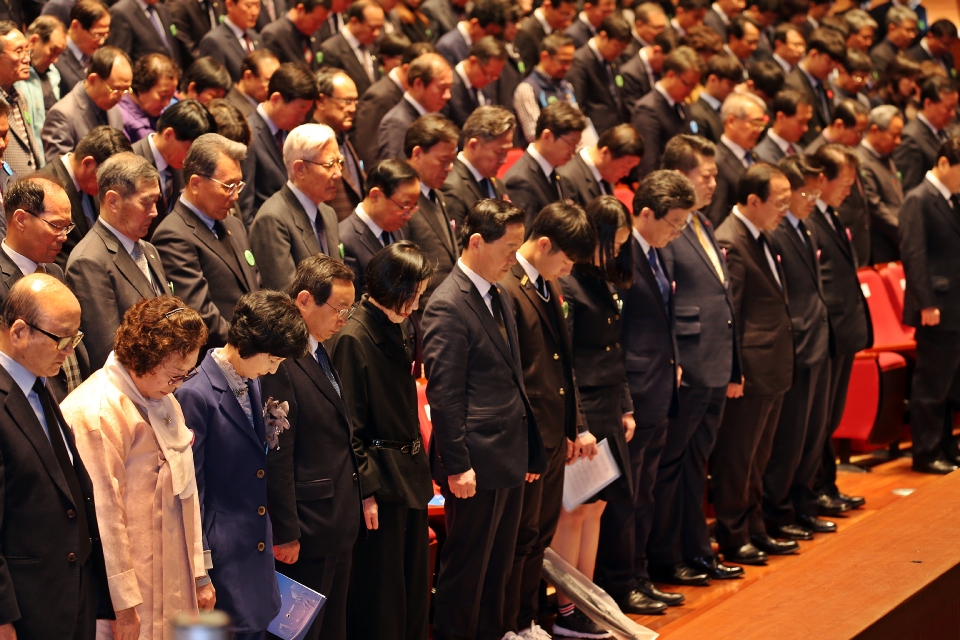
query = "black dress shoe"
(686, 556, 744, 580)
(722, 543, 767, 566)
(648, 562, 710, 586)
(818, 493, 852, 516)
(614, 589, 667, 615)
(750, 533, 799, 555)
(797, 514, 837, 533)
(912, 459, 959, 474)
(835, 492, 865, 509)
(637, 578, 685, 606)
(768, 523, 813, 540)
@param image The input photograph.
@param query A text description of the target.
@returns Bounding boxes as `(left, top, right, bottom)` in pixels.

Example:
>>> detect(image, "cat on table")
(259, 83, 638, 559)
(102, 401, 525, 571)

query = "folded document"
(268, 572, 327, 640)
(562, 438, 621, 512)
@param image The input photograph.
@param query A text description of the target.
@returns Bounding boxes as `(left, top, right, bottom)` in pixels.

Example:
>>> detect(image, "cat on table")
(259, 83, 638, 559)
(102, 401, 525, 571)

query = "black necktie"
(551, 170, 564, 200)
(479, 177, 494, 198)
(488, 284, 509, 347)
(534, 275, 549, 300)
(381, 230, 393, 246)
(647, 247, 670, 305)
(315, 344, 340, 397)
(314, 213, 329, 255)
(796, 219, 809, 246)
(162, 167, 174, 214)
(745, 151, 757, 166)
(430, 189, 456, 250)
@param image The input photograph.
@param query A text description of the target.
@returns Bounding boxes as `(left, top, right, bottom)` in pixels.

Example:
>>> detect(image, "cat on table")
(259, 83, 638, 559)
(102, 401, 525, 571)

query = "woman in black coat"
(550, 195, 637, 638)
(329, 241, 436, 640)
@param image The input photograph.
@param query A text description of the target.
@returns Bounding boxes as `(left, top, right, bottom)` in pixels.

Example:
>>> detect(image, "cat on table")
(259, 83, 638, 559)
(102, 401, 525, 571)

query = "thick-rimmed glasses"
(24, 322, 84, 350)
(203, 175, 246, 196)
(325, 301, 357, 321)
(22, 209, 75, 236)
(303, 157, 346, 171)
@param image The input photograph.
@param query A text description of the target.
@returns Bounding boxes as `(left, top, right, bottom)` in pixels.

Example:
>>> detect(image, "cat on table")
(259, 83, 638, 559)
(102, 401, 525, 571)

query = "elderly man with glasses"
(41, 45, 131, 163)
(152, 133, 261, 352)
(0, 21, 44, 176)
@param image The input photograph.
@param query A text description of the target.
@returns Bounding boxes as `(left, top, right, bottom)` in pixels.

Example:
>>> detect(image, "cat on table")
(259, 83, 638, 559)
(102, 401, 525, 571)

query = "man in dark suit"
(441, 104, 514, 228)
(908, 19, 956, 77)
(809, 144, 871, 512)
(421, 0, 466, 38)
(690, 53, 742, 144)
(154, 134, 260, 350)
(106, 0, 181, 65)
(783, 28, 846, 148)
(762, 155, 836, 541)
(251, 124, 343, 291)
(892, 76, 958, 193)
(712, 163, 798, 565)
(254, 0, 288, 32)
(339, 159, 419, 299)
(869, 4, 918, 74)
(41, 46, 130, 164)
(900, 138, 960, 474)
(705, 92, 767, 226)
(404, 115, 460, 313)
(869, 0, 927, 46)
(422, 198, 546, 640)
(557, 123, 642, 207)
(38, 125, 133, 269)
(225, 49, 281, 118)
(442, 36, 506, 128)
(623, 1, 667, 60)
(320, 0, 385, 97)
(377, 53, 453, 161)
(169, 0, 226, 66)
(264, 255, 362, 640)
(500, 202, 596, 637)
(566, 14, 632, 136)
(239, 62, 318, 226)
(65, 152, 168, 370)
(315, 69, 365, 221)
(0, 274, 112, 640)
(753, 89, 810, 165)
(262, 0, 329, 71)
(132, 100, 217, 233)
(197, 0, 263, 83)
(564, 0, 614, 49)
(57, 0, 111, 98)
(858, 105, 905, 264)
(595, 171, 696, 613)
(650, 135, 745, 585)
(703, 0, 741, 41)
(435, 0, 504, 66)
(631, 45, 702, 178)
(513, 0, 577, 74)
(505, 101, 586, 230)
(770, 23, 805, 74)
(0, 24, 43, 178)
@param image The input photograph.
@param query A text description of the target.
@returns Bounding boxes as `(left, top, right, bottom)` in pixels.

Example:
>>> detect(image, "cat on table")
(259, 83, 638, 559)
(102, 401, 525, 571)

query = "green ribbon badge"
(952, 68, 957, 79)
(615, 74, 624, 88)
(168, 281, 175, 295)
(244, 250, 256, 266)
(897, 171, 903, 182)
(219, 14, 226, 23)
(918, 19, 926, 31)
(518, 61, 526, 74)
(547, 95, 558, 104)
(561, 300, 569, 318)
(316, 51, 323, 64)
(339, 242, 345, 260)
(170, 24, 177, 37)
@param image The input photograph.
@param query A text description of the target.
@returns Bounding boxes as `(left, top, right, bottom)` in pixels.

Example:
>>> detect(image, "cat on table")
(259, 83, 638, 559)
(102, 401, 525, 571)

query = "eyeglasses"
(327, 96, 359, 107)
(662, 217, 689, 232)
(87, 28, 110, 41)
(557, 135, 579, 150)
(325, 301, 357, 321)
(302, 156, 346, 170)
(102, 79, 132, 97)
(3, 47, 31, 60)
(22, 209, 76, 236)
(203, 175, 246, 196)
(799, 189, 821, 202)
(166, 366, 199, 385)
(24, 322, 84, 351)
(775, 200, 792, 212)
(389, 194, 420, 214)
(739, 116, 768, 130)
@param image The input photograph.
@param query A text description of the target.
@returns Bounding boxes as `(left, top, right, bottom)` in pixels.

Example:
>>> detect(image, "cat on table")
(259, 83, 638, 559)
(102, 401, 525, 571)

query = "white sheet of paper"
(562, 438, 621, 512)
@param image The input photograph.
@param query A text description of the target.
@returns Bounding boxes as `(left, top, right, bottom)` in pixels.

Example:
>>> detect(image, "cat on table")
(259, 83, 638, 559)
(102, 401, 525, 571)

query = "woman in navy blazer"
(176, 291, 310, 640)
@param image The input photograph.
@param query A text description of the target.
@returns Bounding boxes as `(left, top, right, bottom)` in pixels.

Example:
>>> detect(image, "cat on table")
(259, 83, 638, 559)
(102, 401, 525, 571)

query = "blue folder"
(267, 572, 327, 640)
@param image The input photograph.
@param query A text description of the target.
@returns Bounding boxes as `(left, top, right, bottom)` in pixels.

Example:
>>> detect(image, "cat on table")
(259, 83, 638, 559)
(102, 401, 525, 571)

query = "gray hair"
(635, 2, 666, 24)
(182, 133, 247, 181)
(886, 4, 918, 27)
(97, 152, 160, 199)
(283, 123, 337, 175)
(721, 91, 766, 120)
(459, 105, 516, 148)
(844, 9, 878, 32)
(868, 104, 904, 130)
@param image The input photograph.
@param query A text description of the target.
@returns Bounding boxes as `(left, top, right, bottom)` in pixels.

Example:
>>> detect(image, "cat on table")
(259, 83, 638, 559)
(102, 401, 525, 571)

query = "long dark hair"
(366, 241, 436, 314)
(577, 195, 633, 289)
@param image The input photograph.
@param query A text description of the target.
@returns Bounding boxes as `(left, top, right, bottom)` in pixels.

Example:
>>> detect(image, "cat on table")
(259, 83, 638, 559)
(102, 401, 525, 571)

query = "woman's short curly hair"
(114, 296, 208, 376)
(228, 290, 309, 360)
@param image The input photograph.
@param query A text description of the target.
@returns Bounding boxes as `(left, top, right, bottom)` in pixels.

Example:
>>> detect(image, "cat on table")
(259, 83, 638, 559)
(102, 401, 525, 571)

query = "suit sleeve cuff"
(107, 569, 143, 611)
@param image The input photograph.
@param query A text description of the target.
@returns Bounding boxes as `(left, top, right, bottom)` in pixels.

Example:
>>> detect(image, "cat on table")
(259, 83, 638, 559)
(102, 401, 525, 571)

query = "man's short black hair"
(737, 162, 785, 205)
(528, 201, 597, 263)
(268, 62, 319, 102)
(182, 57, 232, 94)
(404, 114, 460, 159)
(288, 254, 355, 305)
(462, 198, 525, 244)
(365, 159, 420, 198)
(634, 170, 697, 219)
(75, 125, 134, 164)
(157, 100, 218, 142)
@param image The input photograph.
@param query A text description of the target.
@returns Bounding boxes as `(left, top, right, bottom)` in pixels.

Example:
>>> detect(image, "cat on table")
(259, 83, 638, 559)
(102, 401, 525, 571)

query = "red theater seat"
(876, 262, 913, 338)
(614, 185, 634, 212)
(497, 148, 525, 180)
(858, 267, 915, 354)
(834, 351, 908, 453)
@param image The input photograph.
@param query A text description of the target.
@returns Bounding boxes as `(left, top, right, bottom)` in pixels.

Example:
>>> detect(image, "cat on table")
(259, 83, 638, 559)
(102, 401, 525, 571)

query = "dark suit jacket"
(869, 38, 899, 75)
(320, 33, 379, 97)
(567, 45, 627, 136)
(107, 0, 181, 65)
(421, 0, 461, 37)
(486, 44, 524, 121)
(176, 351, 280, 633)
(436, 27, 469, 67)
(421, 264, 547, 489)
(908, 41, 955, 74)
(705, 140, 747, 227)
(870, 1, 927, 46)
(65, 220, 168, 370)
(255, 0, 288, 32)
(620, 51, 655, 113)
(714, 214, 794, 396)
(501, 262, 583, 448)
(405, 189, 458, 312)
(170, 0, 226, 66)
(753, 131, 792, 165)
(239, 110, 288, 227)
(620, 236, 678, 423)
(441, 157, 509, 229)
(771, 217, 831, 367)
(377, 96, 421, 161)
(557, 152, 611, 208)
(660, 212, 741, 388)
(41, 82, 125, 164)
(514, 15, 547, 76)
(249, 184, 341, 291)
(131, 135, 183, 232)
(153, 200, 261, 348)
(892, 116, 941, 193)
(198, 22, 262, 83)
(899, 179, 960, 329)
(262, 15, 324, 71)
(703, 7, 728, 41)
(263, 352, 362, 556)
(565, 19, 595, 49)
(442, 70, 481, 128)
(328, 299, 434, 507)
(837, 169, 872, 268)
(224, 85, 257, 118)
(690, 95, 723, 144)
(857, 142, 904, 264)
(338, 211, 408, 300)
(37, 156, 97, 271)
(0, 364, 111, 639)
(56, 49, 86, 97)
(351, 74, 404, 169)
(808, 205, 873, 355)
(632, 88, 692, 178)
(784, 66, 829, 147)
(503, 151, 563, 230)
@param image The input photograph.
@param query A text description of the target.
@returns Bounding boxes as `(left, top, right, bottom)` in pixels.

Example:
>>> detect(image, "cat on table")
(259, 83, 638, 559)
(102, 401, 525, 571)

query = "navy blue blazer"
(177, 350, 280, 634)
